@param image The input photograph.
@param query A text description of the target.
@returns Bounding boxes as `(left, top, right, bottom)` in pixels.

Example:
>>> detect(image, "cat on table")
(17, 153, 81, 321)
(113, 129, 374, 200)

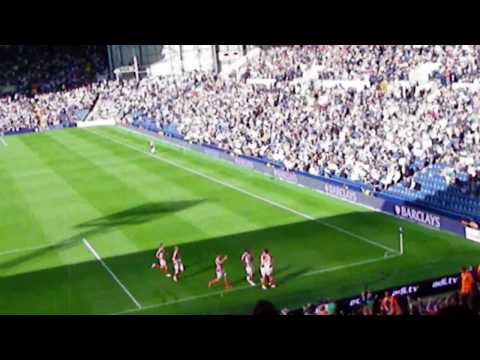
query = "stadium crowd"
(0, 46, 107, 134)
(0, 45, 107, 96)
(243, 45, 480, 84)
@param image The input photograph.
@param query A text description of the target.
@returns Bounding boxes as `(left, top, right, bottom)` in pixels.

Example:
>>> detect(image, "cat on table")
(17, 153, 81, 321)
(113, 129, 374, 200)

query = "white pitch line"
(112, 254, 398, 315)
(82, 238, 142, 309)
(299, 254, 399, 278)
(86, 127, 397, 254)
(0, 137, 7, 146)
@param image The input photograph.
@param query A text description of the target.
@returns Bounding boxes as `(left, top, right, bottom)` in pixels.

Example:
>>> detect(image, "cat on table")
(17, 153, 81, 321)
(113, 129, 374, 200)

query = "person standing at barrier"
(390, 294, 402, 315)
(477, 264, 480, 284)
(460, 267, 475, 311)
(380, 291, 392, 315)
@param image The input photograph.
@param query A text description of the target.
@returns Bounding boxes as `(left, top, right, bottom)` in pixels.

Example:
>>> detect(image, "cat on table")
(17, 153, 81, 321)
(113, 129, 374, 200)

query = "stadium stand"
(0, 46, 108, 134)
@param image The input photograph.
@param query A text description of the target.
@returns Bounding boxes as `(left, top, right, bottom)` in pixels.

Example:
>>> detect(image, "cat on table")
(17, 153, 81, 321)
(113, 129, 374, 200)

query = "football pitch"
(1, 126, 480, 315)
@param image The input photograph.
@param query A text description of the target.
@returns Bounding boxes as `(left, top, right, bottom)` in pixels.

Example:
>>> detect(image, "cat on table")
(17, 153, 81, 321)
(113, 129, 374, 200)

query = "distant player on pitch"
(260, 249, 276, 290)
(208, 255, 231, 289)
(241, 249, 256, 286)
(149, 140, 156, 154)
(172, 246, 184, 282)
(151, 244, 171, 277)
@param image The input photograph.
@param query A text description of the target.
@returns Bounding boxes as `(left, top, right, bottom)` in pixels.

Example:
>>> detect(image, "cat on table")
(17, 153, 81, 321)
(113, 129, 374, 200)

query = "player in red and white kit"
(151, 244, 171, 277)
(241, 249, 256, 286)
(207, 255, 231, 289)
(260, 249, 276, 290)
(172, 246, 184, 282)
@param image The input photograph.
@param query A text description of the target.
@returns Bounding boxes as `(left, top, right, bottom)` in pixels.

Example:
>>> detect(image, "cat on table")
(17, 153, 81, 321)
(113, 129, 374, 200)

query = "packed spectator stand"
(2, 46, 480, 314)
(0, 45, 107, 134)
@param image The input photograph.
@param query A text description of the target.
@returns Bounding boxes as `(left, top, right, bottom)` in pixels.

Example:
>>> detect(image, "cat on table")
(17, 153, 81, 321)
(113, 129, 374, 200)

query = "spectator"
(253, 300, 279, 315)
(460, 267, 476, 311)
(380, 291, 392, 315)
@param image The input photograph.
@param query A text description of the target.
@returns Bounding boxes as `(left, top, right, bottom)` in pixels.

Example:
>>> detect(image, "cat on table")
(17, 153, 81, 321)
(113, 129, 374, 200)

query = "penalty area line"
(82, 238, 142, 309)
(112, 254, 399, 315)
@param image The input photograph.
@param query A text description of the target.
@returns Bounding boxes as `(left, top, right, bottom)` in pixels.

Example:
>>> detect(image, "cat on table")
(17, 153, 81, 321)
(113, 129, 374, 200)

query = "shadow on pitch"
(76, 200, 205, 229)
(2, 208, 470, 314)
(0, 200, 204, 271)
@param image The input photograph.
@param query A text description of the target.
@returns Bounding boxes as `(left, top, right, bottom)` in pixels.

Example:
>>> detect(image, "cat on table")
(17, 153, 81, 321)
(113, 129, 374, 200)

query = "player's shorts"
(216, 270, 226, 280)
(158, 259, 167, 268)
(260, 265, 272, 278)
(245, 265, 254, 276)
(174, 262, 184, 274)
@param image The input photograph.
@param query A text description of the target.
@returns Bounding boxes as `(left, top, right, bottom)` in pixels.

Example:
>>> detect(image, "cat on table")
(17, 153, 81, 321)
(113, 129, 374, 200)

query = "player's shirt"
(172, 250, 182, 264)
(241, 252, 253, 267)
(215, 256, 224, 273)
(156, 248, 165, 261)
(260, 253, 272, 268)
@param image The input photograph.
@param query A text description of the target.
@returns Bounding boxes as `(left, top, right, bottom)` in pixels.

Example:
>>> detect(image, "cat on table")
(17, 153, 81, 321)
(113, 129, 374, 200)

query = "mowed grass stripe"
(72, 128, 303, 238)
(25, 131, 171, 254)
(67, 129, 280, 234)
(54, 129, 215, 247)
(0, 135, 84, 302)
(0, 158, 52, 262)
(16, 133, 156, 312)
(0, 137, 86, 273)
(0, 135, 136, 314)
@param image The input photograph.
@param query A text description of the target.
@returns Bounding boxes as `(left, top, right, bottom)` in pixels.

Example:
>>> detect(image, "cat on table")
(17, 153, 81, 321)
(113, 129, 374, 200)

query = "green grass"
(0, 126, 479, 315)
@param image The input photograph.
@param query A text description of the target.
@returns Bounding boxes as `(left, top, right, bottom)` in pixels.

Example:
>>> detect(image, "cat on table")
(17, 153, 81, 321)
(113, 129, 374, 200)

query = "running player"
(172, 246, 184, 282)
(208, 255, 231, 289)
(149, 140, 156, 154)
(241, 249, 255, 286)
(260, 249, 276, 290)
(151, 244, 171, 277)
